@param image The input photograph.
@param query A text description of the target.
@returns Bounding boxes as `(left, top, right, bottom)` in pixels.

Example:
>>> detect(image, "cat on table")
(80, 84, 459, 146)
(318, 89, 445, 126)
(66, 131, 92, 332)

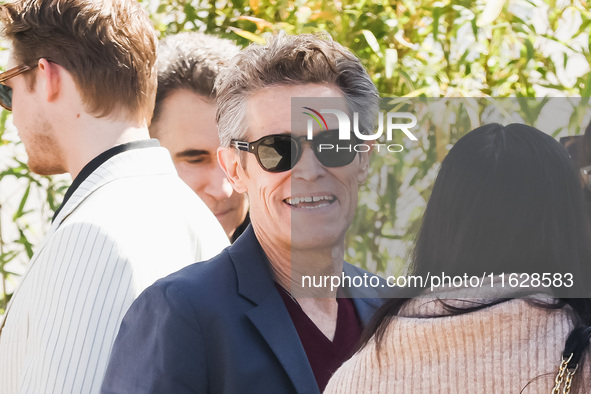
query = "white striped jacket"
(0, 146, 229, 394)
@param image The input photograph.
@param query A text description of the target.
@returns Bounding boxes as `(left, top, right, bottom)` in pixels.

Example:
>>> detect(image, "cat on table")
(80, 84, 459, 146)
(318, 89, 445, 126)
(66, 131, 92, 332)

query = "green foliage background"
(1, 0, 590, 311)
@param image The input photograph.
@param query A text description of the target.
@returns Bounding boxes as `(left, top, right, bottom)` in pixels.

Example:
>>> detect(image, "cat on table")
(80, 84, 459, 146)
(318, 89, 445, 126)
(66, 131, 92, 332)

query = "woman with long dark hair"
(325, 123, 591, 393)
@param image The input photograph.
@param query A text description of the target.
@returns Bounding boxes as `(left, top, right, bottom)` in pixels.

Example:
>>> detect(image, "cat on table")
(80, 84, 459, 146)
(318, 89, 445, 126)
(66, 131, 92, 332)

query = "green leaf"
(231, 28, 266, 44)
(361, 29, 382, 57)
(524, 38, 534, 62)
(432, 7, 441, 41)
(16, 229, 34, 259)
(0, 251, 19, 265)
(183, 4, 198, 22)
(581, 72, 591, 97)
(13, 183, 31, 221)
(0, 110, 8, 143)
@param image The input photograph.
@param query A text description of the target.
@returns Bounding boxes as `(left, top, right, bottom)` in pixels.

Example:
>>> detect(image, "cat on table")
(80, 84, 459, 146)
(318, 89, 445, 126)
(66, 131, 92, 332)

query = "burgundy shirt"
(275, 283, 363, 392)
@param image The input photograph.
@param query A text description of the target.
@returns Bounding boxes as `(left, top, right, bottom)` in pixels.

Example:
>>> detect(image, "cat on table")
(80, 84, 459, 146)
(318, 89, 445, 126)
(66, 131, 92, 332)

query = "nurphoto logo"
(303, 107, 418, 153)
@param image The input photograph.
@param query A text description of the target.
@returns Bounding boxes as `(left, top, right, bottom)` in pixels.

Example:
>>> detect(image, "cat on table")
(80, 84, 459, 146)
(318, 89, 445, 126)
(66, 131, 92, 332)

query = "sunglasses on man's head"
(231, 130, 359, 173)
(0, 64, 37, 111)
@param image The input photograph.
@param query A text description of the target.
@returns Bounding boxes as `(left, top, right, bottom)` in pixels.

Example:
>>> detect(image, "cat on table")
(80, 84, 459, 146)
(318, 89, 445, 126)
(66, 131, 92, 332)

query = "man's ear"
(37, 58, 61, 103)
(218, 147, 248, 193)
(357, 150, 370, 183)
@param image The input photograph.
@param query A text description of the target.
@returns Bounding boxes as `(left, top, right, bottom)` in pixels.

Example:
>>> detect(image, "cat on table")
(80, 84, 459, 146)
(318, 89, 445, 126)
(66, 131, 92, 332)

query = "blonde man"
(0, 1, 228, 393)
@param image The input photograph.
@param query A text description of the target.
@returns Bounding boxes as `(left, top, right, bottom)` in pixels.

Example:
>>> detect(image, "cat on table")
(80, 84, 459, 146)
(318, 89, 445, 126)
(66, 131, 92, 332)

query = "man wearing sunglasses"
(0, 1, 228, 393)
(103, 32, 384, 393)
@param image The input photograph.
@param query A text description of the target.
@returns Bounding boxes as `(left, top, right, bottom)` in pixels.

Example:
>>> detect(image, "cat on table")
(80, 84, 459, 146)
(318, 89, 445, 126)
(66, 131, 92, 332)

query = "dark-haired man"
(150, 32, 249, 242)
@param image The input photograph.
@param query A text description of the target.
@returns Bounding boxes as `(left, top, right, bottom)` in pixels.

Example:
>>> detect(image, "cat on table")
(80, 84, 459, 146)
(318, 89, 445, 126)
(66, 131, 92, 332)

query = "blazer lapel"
(229, 227, 319, 394)
(246, 298, 319, 394)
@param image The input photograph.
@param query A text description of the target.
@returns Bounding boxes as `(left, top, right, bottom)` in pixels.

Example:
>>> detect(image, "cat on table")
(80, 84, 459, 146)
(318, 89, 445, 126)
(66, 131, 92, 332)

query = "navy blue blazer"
(101, 226, 384, 394)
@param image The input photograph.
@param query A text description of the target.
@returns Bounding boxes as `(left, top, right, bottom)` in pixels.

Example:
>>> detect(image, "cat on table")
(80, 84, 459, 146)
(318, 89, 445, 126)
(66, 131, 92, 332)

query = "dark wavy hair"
(365, 123, 591, 347)
(151, 32, 239, 133)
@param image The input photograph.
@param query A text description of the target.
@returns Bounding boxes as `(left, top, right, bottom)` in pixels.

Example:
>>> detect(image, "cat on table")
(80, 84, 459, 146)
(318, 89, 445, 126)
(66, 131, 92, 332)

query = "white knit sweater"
(325, 297, 591, 393)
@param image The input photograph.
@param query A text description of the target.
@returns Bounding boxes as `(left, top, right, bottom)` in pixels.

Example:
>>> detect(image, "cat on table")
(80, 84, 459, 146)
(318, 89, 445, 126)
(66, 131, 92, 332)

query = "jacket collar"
(228, 225, 382, 323)
(227, 225, 277, 305)
(227, 226, 382, 393)
(52, 146, 175, 228)
(0, 146, 176, 333)
(51, 139, 159, 223)
(228, 225, 320, 393)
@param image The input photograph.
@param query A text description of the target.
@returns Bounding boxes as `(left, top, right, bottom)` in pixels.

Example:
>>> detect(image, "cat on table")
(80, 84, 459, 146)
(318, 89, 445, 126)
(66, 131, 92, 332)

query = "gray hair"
(214, 31, 379, 147)
(152, 32, 240, 127)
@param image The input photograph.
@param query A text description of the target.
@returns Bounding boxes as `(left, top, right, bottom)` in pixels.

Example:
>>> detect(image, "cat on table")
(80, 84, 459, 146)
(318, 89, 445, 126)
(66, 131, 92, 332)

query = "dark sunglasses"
(0, 63, 37, 111)
(231, 130, 359, 173)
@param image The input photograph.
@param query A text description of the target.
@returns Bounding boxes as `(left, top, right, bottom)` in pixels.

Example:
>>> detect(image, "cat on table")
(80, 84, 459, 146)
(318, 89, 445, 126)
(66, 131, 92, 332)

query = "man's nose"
(291, 144, 327, 181)
(203, 163, 234, 200)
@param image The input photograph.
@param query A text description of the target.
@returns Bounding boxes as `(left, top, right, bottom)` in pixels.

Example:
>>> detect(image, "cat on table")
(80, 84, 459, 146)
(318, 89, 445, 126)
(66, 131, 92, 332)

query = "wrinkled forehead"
(291, 96, 351, 136)
(245, 84, 348, 141)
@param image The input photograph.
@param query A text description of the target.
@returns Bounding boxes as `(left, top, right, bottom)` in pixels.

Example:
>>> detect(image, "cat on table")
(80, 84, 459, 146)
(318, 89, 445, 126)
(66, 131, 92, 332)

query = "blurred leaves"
(0, 151, 68, 311)
(2, 0, 591, 308)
